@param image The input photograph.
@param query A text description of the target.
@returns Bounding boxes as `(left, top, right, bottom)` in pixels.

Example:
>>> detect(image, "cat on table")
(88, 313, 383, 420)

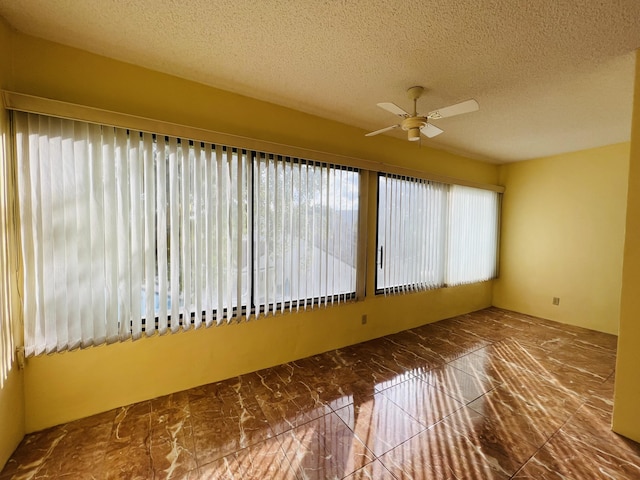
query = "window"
(445, 185, 500, 286)
(376, 175, 447, 292)
(376, 173, 499, 294)
(253, 154, 359, 314)
(15, 112, 359, 355)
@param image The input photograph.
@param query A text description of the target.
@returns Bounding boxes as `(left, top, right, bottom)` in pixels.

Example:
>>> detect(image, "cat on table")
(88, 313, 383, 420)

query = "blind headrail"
(2, 90, 505, 193)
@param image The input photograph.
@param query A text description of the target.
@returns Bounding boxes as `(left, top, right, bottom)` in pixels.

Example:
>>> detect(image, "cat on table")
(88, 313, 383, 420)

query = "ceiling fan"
(365, 86, 479, 142)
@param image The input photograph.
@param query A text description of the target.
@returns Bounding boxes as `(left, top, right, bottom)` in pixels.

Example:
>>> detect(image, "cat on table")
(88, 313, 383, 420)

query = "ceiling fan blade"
(421, 123, 444, 138)
(377, 102, 410, 117)
(427, 99, 479, 119)
(365, 124, 401, 137)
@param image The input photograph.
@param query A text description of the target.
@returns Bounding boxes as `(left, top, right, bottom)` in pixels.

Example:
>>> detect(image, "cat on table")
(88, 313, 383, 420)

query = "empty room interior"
(1, 1, 640, 479)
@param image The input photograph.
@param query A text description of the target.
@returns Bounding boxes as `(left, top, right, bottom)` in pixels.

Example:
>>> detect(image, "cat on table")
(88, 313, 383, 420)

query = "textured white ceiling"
(0, 0, 639, 163)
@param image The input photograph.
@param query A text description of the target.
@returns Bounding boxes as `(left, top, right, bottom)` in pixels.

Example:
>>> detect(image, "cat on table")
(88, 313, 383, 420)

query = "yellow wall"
(613, 50, 640, 442)
(4, 31, 498, 433)
(0, 18, 26, 469)
(493, 143, 629, 334)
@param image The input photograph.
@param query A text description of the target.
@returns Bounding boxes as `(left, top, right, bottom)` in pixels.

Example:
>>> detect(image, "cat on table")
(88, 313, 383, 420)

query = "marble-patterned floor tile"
(405, 325, 490, 362)
(103, 444, 153, 480)
(553, 346, 616, 380)
(292, 352, 382, 408)
(430, 313, 510, 343)
(189, 383, 273, 466)
(339, 339, 420, 384)
(573, 330, 618, 354)
(469, 339, 556, 377)
(323, 349, 395, 402)
(587, 372, 615, 412)
(103, 402, 154, 479)
(233, 437, 297, 479)
(149, 400, 197, 479)
(420, 363, 501, 403)
(334, 392, 427, 456)
(342, 460, 397, 479)
(509, 321, 580, 348)
(378, 376, 464, 429)
(447, 350, 521, 385)
(256, 389, 331, 435)
(467, 379, 571, 446)
(379, 422, 510, 480)
(560, 403, 640, 464)
(500, 373, 585, 417)
(543, 363, 611, 400)
(440, 407, 540, 475)
(197, 452, 244, 479)
(0, 410, 116, 480)
(379, 330, 446, 370)
(378, 335, 445, 373)
(30, 422, 113, 478)
(280, 412, 375, 480)
(513, 431, 640, 480)
(241, 368, 297, 404)
(166, 469, 200, 480)
(325, 378, 381, 411)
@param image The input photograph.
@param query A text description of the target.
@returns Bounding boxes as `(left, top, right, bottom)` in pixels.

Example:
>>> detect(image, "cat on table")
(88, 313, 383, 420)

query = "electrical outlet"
(552, 297, 560, 306)
(361, 314, 367, 325)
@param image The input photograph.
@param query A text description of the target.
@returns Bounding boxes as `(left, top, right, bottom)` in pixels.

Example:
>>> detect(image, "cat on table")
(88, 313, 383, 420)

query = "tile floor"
(1, 307, 637, 479)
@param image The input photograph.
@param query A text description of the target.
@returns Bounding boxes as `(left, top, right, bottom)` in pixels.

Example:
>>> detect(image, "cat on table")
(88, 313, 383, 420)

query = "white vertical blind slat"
(336, 168, 343, 304)
(288, 160, 294, 312)
(156, 138, 168, 334)
(16, 114, 36, 355)
(208, 143, 217, 327)
(192, 143, 203, 329)
(225, 150, 234, 322)
(236, 150, 244, 321)
(278, 158, 285, 314)
(87, 123, 106, 346)
(59, 119, 80, 350)
(179, 141, 192, 330)
(53, 118, 70, 351)
(102, 127, 118, 344)
(250, 153, 264, 319)
(309, 165, 316, 306)
(303, 163, 310, 309)
(168, 137, 180, 333)
(142, 133, 155, 336)
(296, 161, 302, 311)
(323, 167, 330, 307)
(265, 155, 272, 316)
(245, 152, 253, 319)
(115, 128, 131, 341)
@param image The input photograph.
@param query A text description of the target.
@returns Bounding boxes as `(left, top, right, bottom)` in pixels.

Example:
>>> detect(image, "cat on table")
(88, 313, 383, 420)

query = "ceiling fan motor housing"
(401, 116, 427, 141)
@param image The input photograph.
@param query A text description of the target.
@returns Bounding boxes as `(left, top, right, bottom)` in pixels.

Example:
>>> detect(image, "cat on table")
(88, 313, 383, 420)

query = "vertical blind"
(15, 112, 359, 356)
(253, 154, 359, 315)
(445, 185, 499, 286)
(376, 175, 447, 293)
(376, 173, 499, 293)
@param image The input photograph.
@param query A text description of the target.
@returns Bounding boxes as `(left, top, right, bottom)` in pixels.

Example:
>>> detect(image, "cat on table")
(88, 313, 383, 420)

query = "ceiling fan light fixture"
(408, 127, 421, 141)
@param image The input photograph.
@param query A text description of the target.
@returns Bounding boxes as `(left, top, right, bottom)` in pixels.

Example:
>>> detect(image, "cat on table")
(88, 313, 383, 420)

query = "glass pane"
(254, 157, 359, 311)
